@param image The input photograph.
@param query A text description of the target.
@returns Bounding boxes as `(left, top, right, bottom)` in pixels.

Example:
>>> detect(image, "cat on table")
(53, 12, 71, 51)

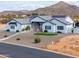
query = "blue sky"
(0, 1, 78, 11)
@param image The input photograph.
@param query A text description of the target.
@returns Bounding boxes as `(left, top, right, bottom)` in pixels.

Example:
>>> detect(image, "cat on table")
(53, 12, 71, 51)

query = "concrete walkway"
(0, 31, 27, 41)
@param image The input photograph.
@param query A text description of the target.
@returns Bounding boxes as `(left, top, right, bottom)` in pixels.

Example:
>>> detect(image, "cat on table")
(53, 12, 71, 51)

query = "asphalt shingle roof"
(52, 15, 72, 25)
(11, 15, 72, 25)
(12, 18, 30, 25)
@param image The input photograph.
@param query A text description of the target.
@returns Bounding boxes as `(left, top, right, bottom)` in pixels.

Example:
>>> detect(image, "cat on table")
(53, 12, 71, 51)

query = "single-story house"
(30, 15, 75, 33)
(6, 18, 31, 32)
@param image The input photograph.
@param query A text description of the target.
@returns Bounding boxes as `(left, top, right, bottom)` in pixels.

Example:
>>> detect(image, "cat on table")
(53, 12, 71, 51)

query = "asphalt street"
(0, 43, 74, 58)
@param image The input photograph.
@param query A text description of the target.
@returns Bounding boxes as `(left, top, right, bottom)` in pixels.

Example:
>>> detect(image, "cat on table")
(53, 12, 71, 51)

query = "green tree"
(32, 13, 38, 16)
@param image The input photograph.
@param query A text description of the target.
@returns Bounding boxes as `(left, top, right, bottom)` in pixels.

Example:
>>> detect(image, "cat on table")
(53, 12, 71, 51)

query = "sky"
(0, 1, 78, 11)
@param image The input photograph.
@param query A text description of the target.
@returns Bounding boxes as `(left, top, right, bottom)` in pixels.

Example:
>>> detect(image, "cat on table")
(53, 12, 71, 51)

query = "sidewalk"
(0, 31, 28, 41)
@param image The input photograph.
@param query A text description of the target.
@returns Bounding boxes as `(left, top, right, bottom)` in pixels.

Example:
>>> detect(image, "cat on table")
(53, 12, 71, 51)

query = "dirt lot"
(46, 35, 79, 57)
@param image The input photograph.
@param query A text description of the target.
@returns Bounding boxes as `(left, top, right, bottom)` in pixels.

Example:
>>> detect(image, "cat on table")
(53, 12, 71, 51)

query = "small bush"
(57, 31, 62, 33)
(44, 30, 48, 32)
(16, 30, 19, 32)
(34, 32, 58, 36)
(26, 26, 30, 30)
(34, 36, 41, 43)
(6, 29, 10, 32)
(4, 35, 8, 37)
(24, 26, 30, 31)
(22, 29, 25, 31)
(32, 13, 38, 16)
(16, 38, 20, 40)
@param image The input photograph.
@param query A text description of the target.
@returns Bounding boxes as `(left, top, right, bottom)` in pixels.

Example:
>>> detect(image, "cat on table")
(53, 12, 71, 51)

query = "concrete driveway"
(0, 42, 74, 58)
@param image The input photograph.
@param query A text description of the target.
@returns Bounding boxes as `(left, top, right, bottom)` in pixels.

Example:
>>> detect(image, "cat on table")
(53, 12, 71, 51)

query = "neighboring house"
(30, 15, 74, 33)
(6, 18, 31, 32)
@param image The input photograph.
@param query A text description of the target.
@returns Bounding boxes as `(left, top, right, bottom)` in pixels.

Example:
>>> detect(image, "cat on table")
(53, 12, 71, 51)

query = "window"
(57, 26, 64, 30)
(11, 26, 15, 29)
(45, 26, 51, 30)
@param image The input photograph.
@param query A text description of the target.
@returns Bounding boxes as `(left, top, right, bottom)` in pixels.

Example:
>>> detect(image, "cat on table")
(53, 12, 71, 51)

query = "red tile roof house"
(30, 15, 75, 33)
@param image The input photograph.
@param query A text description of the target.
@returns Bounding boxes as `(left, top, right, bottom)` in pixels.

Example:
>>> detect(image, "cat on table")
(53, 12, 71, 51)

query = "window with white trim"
(45, 26, 51, 30)
(11, 26, 15, 29)
(57, 26, 64, 30)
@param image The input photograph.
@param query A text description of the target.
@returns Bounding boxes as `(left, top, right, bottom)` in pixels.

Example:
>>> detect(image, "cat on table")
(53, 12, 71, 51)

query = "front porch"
(31, 22, 44, 32)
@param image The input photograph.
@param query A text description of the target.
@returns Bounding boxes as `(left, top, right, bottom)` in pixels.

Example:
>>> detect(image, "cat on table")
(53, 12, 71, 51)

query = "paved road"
(0, 43, 74, 58)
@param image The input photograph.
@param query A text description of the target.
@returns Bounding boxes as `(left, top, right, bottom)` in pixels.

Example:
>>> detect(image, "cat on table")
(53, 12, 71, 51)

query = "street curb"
(0, 41, 77, 58)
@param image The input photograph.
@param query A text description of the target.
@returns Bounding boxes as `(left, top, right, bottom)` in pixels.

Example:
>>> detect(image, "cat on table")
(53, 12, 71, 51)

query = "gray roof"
(39, 16, 52, 21)
(30, 15, 72, 25)
(52, 15, 72, 25)
(41, 16, 71, 25)
(12, 15, 72, 25)
(12, 18, 30, 25)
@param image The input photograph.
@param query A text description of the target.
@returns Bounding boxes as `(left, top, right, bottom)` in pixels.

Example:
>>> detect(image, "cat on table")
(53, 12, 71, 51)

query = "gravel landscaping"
(0, 31, 15, 39)
(1, 31, 72, 47)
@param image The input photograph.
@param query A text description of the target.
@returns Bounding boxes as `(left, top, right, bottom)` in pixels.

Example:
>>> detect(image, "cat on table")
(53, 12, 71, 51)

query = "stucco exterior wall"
(6, 20, 28, 32)
(29, 16, 74, 33)
(66, 24, 74, 33)
(51, 19, 67, 33)
(42, 22, 56, 32)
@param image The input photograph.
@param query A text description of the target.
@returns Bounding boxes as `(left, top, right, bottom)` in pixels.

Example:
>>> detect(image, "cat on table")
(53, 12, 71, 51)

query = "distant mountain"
(0, 11, 26, 15)
(29, 1, 79, 17)
(0, 1, 79, 23)
(0, 9, 31, 16)
(1, 1, 79, 16)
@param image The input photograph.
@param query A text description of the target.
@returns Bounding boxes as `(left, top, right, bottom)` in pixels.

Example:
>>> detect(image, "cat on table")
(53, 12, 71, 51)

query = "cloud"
(0, 1, 78, 11)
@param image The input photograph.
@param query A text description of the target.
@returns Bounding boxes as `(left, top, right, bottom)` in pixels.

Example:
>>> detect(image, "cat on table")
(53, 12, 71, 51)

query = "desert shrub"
(57, 31, 62, 33)
(16, 38, 20, 40)
(24, 26, 30, 30)
(6, 29, 10, 32)
(34, 36, 41, 43)
(44, 30, 48, 32)
(16, 30, 19, 32)
(32, 13, 38, 16)
(4, 35, 8, 37)
(22, 29, 24, 31)
(22, 29, 25, 31)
